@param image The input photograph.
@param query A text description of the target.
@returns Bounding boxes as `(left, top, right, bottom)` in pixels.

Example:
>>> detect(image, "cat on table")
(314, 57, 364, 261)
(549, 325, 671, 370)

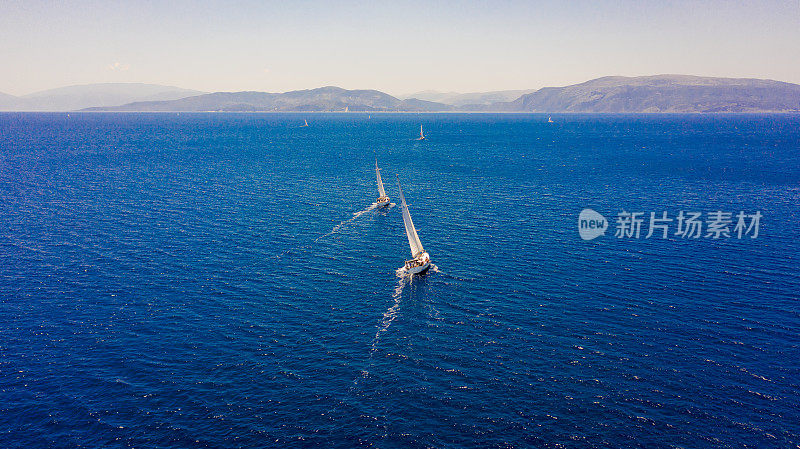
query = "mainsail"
(397, 178, 424, 257)
(375, 160, 386, 198)
(419, 125, 425, 139)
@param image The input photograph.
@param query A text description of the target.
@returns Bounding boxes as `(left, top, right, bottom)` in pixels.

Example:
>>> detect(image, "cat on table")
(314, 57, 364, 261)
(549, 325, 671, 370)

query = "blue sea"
(1, 112, 799, 448)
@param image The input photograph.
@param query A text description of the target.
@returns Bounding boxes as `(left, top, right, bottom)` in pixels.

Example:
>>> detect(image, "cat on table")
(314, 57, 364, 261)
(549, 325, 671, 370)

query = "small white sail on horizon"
(417, 125, 425, 140)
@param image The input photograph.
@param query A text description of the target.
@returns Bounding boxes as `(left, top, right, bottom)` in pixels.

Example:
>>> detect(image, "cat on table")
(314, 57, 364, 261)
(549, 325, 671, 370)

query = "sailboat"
(301, 119, 309, 127)
(375, 159, 390, 207)
(396, 176, 431, 274)
(416, 125, 425, 140)
(547, 116, 553, 123)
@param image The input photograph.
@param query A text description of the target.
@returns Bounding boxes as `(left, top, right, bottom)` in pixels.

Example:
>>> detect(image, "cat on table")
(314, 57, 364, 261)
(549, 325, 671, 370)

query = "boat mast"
(375, 159, 386, 198)
(396, 176, 424, 257)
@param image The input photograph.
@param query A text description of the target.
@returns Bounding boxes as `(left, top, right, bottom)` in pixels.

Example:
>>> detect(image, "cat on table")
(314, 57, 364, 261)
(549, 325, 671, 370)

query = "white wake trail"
(314, 202, 379, 243)
(273, 202, 379, 260)
(353, 274, 409, 386)
(369, 275, 408, 352)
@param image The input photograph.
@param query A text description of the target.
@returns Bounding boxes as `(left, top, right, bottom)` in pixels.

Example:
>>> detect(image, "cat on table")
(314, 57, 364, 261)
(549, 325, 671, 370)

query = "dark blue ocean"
(1, 112, 799, 448)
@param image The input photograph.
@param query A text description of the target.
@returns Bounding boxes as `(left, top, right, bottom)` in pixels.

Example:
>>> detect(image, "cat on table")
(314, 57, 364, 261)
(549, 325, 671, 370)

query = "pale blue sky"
(1, 0, 799, 95)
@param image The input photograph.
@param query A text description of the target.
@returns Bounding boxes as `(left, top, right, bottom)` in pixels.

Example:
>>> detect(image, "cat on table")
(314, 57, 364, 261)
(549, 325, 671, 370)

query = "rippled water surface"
(1, 113, 799, 447)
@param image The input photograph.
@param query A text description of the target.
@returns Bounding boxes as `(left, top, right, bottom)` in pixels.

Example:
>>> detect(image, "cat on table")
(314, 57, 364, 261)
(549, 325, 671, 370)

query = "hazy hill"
(400, 90, 460, 103)
(84, 86, 452, 112)
(398, 98, 454, 111)
(0, 91, 20, 109)
(404, 89, 536, 107)
(0, 83, 205, 111)
(505, 75, 800, 113)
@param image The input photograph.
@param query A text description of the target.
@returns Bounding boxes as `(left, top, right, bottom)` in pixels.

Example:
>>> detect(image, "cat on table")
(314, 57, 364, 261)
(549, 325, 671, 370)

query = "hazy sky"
(1, 0, 799, 96)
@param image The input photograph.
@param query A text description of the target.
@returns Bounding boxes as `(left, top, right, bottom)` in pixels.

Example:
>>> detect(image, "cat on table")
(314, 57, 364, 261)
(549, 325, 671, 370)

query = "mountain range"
(505, 75, 800, 113)
(2, 75, 799, 113)
(0, 83, 204, 111)
(82, 86, 448, 112)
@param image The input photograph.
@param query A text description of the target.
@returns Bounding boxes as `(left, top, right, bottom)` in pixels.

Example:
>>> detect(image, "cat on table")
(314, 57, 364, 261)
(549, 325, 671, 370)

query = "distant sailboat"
(344, 106, 349, 112)
(416, 125, 425, 140)
(375, 159, 390, 207)
(396, 176, 431, 274)
(301, 119, 309, 127)
(547, 116, 554, 123)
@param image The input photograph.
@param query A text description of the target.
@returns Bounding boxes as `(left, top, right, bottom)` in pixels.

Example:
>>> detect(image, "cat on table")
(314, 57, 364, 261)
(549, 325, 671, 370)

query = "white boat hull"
(376, 197, 390, 207)
(404, 251, 431, 275)
(406, 261, 430, 275)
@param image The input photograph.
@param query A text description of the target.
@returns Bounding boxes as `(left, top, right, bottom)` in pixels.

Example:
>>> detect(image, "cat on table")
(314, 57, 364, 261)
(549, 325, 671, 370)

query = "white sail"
(397, 178, 424, 257)
(419, 125, 424, 139)
(375, 160, 386, 198)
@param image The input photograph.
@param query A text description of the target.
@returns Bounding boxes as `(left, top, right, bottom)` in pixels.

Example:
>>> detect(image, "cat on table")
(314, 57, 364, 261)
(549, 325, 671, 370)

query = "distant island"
(2, 75, 800, 113)
(504, 75, 800, 113)
(0, 83, 205, 112)
(83, 87, 450, 113)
